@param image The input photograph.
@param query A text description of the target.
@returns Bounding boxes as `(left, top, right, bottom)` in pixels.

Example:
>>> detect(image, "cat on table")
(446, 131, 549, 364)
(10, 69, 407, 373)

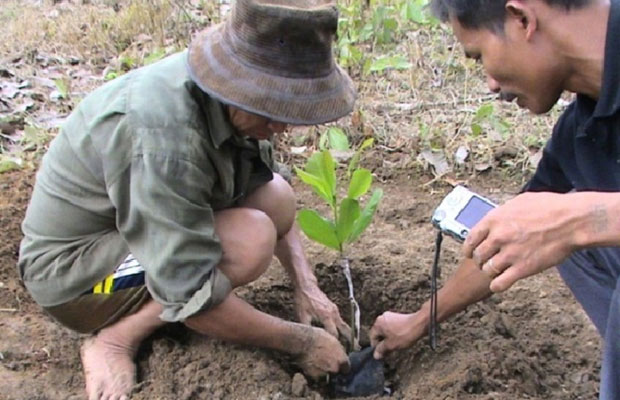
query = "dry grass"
(0, 0, 215, 70)
(344, 9, 561, 184)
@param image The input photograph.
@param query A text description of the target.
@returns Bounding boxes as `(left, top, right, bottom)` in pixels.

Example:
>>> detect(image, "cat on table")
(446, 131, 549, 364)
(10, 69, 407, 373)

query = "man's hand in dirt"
(370, 311, 418, 359)
(297, 326, 350, 379)
(294, 284, 352, 343)
(461, 191, 619, 292)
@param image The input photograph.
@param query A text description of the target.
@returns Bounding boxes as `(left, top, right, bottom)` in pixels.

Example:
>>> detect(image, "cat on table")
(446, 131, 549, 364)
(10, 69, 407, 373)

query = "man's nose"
(487, 75, 501, 93)
(268, 121, 288, 134)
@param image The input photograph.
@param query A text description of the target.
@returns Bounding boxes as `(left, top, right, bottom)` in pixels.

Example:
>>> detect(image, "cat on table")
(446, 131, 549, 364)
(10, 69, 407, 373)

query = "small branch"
(0, 308, 18, 313)
(375, 94, 498, 113)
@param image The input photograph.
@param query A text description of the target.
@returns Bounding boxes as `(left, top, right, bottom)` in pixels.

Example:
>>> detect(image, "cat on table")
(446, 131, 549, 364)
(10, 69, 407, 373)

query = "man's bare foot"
(296, 327, 350, 379)
(80, 335, 137, 400)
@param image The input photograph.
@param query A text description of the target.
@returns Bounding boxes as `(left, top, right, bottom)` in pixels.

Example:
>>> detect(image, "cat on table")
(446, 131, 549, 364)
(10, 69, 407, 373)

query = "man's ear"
(505, 0, 538, 40)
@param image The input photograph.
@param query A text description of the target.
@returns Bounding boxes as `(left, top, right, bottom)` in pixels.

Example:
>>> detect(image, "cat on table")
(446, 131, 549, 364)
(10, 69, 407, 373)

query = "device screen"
(455, 196, 495, 229)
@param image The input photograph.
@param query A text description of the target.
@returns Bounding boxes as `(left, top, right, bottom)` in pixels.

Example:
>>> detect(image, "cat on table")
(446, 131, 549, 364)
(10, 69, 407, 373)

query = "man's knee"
(243, 173, 296, 238)
(558, 248, 619, 337)
(216, 208, 277, 287)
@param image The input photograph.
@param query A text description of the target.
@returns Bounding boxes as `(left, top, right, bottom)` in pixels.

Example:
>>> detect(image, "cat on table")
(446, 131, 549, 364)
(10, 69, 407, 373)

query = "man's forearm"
(185, 293, 315, 355)
(572, 192, 620, 248)
(411, 258, 493, 341)
(274, 222, 317, 289)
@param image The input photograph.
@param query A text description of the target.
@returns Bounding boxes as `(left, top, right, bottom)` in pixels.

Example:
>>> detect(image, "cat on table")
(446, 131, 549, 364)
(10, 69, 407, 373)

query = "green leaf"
(383, 17, 398, 31)
(319, 151, 337, 199)
(297, 151, 337, 208)
(348, 189, 384, 243)
(347, 138, 374, 177)
(297, 209, 340, 251)
(318, 131, 329, 151)
(105, 71, 119, 81)
(294, 167, 332, 205)
(21, 125, 46, 151)
(348, 168, 372, 199)
(325, 127, 350, 151)
(119, 55, 135, 71)
(367, 55, 412, 74)
(336, 198, 361, 244)
(349, 45, 363, 63)
(359, 138, 375, 152)
(54, 79, 69, 99)
(362, 58, 373, 76)
(471, 123, 482, 137)
(306, 150, 336, 207)
(144, 48, 166, 65)
(475, 103, 494, 121)
(0, 155, 22, 173)
(359, 23, 374, 42)
(402, 0, 426, 23)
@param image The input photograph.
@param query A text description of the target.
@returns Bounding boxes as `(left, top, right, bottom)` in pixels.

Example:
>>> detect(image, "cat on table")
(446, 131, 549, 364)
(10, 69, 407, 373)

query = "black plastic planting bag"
(330, 346, 385, 397)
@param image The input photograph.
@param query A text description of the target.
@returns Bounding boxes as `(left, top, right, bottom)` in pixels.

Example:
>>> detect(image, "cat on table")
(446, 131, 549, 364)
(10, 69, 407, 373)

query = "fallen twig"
(375, 94, 498, 112)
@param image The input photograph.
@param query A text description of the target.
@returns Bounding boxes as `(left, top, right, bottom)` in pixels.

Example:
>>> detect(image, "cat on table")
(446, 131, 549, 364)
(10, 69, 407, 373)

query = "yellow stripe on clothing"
(103, 275, 114, 294)
(93, 281, 103, 294)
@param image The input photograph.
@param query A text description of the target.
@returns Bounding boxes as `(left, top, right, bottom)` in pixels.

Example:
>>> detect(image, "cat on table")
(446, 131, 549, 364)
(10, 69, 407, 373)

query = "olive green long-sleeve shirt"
(18, 51, 276, 322)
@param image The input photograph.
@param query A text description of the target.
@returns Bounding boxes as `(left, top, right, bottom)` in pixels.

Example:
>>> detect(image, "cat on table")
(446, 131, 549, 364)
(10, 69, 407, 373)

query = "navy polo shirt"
(525, 0, 620, 193)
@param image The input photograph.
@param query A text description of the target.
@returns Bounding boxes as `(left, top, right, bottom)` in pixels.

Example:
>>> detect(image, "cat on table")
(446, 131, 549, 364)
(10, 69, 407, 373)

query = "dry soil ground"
(0, 167, 602, 400)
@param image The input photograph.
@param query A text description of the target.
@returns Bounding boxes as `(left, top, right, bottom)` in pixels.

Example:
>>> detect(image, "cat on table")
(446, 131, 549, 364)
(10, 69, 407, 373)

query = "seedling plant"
(295, 128, 383, 351)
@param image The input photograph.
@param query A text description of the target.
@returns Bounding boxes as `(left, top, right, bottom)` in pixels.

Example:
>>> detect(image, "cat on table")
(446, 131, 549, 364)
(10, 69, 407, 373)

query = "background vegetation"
(0, 0, 564, 183)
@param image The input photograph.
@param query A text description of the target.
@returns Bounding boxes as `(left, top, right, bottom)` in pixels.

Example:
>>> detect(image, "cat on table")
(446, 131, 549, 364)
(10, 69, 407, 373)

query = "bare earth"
(0, 166, 601, 400)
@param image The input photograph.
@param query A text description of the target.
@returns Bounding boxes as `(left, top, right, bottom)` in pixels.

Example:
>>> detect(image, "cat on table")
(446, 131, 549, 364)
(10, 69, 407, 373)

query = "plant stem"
(339, 256, 360, 352)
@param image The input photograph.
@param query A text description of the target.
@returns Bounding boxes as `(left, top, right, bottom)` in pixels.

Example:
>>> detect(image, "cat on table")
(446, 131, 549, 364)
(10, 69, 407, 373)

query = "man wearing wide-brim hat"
(18, 0, 356, 398)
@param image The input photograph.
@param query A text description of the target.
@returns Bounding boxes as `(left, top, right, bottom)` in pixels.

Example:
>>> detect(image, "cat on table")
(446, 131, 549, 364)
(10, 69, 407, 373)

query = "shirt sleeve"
(108, 152, 232, 323)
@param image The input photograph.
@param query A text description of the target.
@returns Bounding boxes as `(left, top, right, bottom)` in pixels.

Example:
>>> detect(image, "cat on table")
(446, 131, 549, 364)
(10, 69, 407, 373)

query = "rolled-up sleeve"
(108, 151, 232, 322)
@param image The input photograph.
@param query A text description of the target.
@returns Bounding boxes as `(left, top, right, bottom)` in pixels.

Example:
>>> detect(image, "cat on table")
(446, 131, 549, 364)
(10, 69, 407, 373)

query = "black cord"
(429, 230, 443, 351)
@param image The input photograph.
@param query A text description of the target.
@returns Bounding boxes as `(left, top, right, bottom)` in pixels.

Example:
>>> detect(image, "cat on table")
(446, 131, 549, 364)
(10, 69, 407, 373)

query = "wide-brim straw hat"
(186, 0, 357, 125)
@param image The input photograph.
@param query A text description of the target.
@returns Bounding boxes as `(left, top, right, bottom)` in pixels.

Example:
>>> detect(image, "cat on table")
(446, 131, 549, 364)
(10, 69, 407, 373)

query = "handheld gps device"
(431, 185, 497, 242)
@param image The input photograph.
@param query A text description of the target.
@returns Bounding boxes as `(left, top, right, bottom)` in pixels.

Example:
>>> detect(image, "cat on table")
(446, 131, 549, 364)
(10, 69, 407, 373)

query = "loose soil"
(0, 166, 601, 400)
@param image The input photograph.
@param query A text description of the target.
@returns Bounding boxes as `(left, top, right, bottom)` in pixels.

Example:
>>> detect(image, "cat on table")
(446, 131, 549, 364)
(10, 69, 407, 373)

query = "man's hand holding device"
(432, 185, 496, 243)
(462, 192, 589, 293)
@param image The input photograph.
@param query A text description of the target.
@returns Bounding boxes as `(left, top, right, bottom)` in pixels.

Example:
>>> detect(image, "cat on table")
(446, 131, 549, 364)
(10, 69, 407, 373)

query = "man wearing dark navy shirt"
(370, 0, 620, 398)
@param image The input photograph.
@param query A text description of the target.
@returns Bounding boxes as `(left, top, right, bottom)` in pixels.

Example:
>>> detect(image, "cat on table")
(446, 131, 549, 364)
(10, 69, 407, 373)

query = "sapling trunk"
(339, 256, 360, 353)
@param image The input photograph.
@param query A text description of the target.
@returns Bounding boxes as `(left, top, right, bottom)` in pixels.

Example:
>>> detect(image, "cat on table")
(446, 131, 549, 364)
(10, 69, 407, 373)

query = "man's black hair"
(430, 0, 593, 32)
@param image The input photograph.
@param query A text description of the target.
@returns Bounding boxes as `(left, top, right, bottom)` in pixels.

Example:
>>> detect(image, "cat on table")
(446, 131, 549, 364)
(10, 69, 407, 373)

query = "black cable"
(429, 230, 443, 351)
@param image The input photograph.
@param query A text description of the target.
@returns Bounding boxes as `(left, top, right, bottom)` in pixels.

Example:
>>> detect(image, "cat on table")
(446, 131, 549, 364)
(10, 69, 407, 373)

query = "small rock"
(291, 373, 308, 397)
(30, 92, 46, 102)
(50, 90, 64, 101)
(310, 391, 323, 400)
(493, 145, 519, 160)
(571, 371, 590, 384)
(0, 123, 15, 136)
(0, 68, 14, 78)
(494, 314, 515, 338)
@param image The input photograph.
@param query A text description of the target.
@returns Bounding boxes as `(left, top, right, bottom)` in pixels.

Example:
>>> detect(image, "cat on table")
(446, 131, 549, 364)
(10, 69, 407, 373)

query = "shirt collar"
(203, 93, 236, 149)
(592, 0, 620, 119)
